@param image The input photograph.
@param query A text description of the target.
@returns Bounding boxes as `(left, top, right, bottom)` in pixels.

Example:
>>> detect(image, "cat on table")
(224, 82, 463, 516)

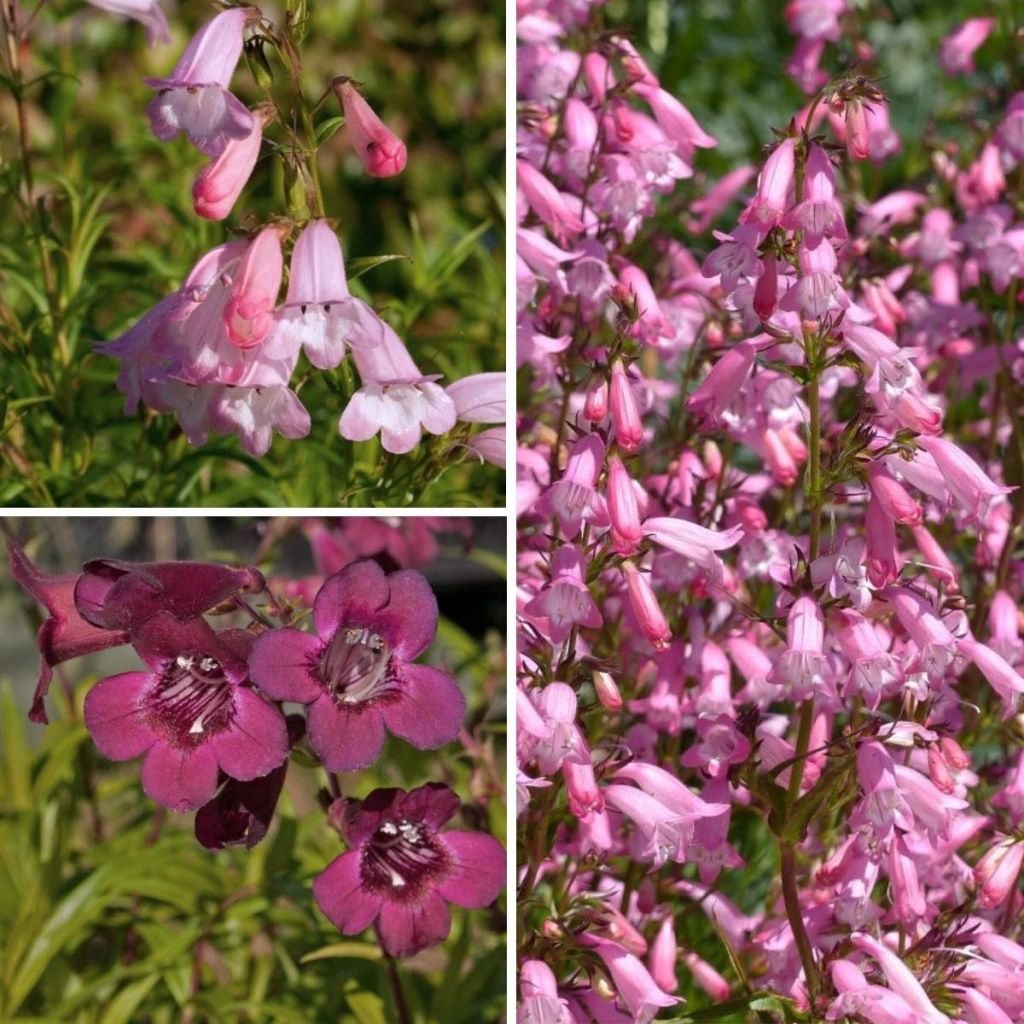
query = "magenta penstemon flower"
(83, 613, 288, 812)
(312, 783, 503, 956)
(248, 559, 466, 771)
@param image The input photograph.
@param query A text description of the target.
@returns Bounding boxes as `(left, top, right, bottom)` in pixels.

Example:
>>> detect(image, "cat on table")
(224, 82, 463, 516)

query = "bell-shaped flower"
(519, 961, 573, 1024)
(523, 545, 602, 646)
(959, 638, 1024, 718)
(768, 595, 831, 700)
(312, 783, 503, 957)
(535, 434, 609, 539)
(248, 559, 465, 772)
(193, 106, 270, 220)
(83, 613, 289, 812)
(340, 322, 456, 454)
(271, 220, 387, 369)
(146, 8, 255, 156)
(916, 435, 1013, 527)
(687, 339, 758, 427)
(335, 79, 407, 178)
(740, 137, 796, 229)
(85, 0, 170, 46)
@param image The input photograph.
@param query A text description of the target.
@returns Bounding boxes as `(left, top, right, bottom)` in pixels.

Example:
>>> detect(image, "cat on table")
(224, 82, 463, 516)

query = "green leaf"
(315, 116, 346, 145)
(347, 253, 412, 280)
(300, 942, 382, 964)
(98, 974, 161, 1024)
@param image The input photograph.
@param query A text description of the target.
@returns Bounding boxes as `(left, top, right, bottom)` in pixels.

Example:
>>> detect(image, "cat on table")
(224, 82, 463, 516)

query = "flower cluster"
(10, 521, 504, 959)
(98, 5, 505, 462)
(518, 1, 1024, 1021)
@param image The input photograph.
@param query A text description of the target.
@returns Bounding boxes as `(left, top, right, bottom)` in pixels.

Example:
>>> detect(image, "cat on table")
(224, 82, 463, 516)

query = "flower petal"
(140, 740, 219, 812)
(211, 687, 289, 781)
(312, 851, 383, 935)
(83, 671, 158, 760)
(374, 569, 438, 661)
(312, 560, 390, 637)
(307, 696, 386, 772)
(437, 831, 506, 908)
(382, 664, 466, 751)
(377, 891, 451, 957)
(248, 627, 324, 703)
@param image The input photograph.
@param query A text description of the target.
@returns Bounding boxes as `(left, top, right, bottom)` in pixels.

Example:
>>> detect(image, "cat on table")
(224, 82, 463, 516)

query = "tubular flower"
(339, 322, 457, 454)
(271, 219, 386, 369)
(335, 79, 407, 178)
(146, 8, 255, 156)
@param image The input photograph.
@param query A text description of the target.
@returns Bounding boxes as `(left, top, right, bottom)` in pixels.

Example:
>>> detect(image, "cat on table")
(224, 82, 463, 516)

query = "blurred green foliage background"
(0, 0, 504, 507)
(0, 516, 507, 1022)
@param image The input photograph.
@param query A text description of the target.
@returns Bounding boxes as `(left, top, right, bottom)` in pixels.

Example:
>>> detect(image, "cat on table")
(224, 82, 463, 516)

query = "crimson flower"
(248, 559, 466, 771)
(312, 783, 504, 957)
(84, 612, 288, 812)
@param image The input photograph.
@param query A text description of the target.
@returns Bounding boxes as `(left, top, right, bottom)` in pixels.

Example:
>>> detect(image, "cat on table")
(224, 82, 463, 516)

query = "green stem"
(780, 841, 819, 1004)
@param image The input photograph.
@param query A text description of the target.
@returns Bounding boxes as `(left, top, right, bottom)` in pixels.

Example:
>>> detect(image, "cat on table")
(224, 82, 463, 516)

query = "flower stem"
(378, 934, 412, 1024)
(780, 840, 819, 1003)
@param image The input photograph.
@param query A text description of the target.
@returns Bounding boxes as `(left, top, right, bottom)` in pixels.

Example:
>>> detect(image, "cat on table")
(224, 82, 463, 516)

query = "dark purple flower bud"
(84, 612, 288, 813)
(248, 559, 466, 772)
(74, 558, 265, 632)
(195, 714, 305, 850)
(7, 540, 129, 724)
(312, 783, 505, 957)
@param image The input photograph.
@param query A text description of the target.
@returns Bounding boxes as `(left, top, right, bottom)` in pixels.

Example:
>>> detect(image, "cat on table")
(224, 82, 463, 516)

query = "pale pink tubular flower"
(683, 953, 731, 1002)
(867, 463, 922, 525)
(622, 561, 671, 651)
(593, 670, 622, 711)
(915, 435, 1013, 526)
(768, 595, 830, 699)
(958, 638, 1024, 718)
(610, 359, 643, 455)
(535, 434, 609, 538)
(223, 226, 284, 350)
(563, 758, 604, 819)
(642, 516, 743, 582)
(740, 137, 796, 229)
(885, 587, 957, 680)
(210, 384, 311, 456)
(910, 525, 959, 593)
(686, 339, 758, 427)
(589, 938, 681, 1022)
(446, 372, 505, 424)
(84, 0, 169, 46)
(522, 544, 602, 645)
(649, 917, 679, 993)
(940, 17, 995, 75)
(465, 426, 504, 468)
(956, 987, 1015, 1024)
(781, 144, 846, 246)
(340, 323, 456, 454)
(335, 79, 407, 177)
(193, 106, 269, 220)
(975, 836, 1024, 908)
(516, 159, 584, 244)
(989, 590, 1023, 665)
(272, 219, 386, 369)
(835, 610, 899, 709)
(519, 960, 573, 1024)
(607, 456, 643, 555)
(844, 98, 870, 160)
(826, 959, 919, 1024)
(850, 933, 951, 1024)
(146, 8, 255, 156)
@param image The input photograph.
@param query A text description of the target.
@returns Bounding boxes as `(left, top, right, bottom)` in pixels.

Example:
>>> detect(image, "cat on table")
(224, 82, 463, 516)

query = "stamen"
(146, 652, 233, 747)
(319, 626, 396, 707)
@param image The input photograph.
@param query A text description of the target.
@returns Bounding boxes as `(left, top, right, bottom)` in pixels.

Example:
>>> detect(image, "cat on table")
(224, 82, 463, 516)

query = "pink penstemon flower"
(334, 78, 407, 178)
(146, 8, 256, 156)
